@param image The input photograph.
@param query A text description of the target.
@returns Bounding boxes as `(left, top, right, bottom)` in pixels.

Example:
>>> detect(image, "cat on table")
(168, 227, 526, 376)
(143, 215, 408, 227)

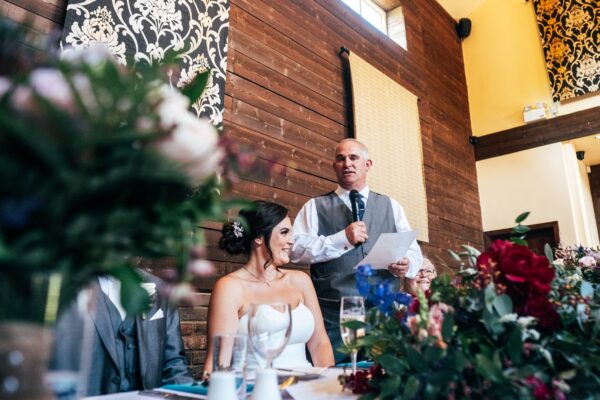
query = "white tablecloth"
(84, 368, 359, 400)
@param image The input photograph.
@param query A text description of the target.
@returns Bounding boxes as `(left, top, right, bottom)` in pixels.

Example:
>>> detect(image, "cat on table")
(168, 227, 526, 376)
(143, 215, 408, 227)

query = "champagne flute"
(247, 303, 292, 369)
(340, 296, 366, 375)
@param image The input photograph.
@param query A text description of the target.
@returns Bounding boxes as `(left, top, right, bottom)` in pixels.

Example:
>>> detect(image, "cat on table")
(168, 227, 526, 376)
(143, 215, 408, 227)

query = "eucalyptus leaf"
(475, 353, 503, 382)
(507, 327, 523, 363)
(581, 281, 594, 297)
(493, 294, 513, 317)
(402, 376, 420, 400)
(406, 346, 428, 373)
(342, 320, 367, 330)
(181, 70, 210, 104)
(544, 244, 554, 263)
(512, 225, 531, 234)
(484, 283, 496, 312)
(515, 212, 530, 224)
(380, 376, 401, 399)
(378, 354, 404, 376)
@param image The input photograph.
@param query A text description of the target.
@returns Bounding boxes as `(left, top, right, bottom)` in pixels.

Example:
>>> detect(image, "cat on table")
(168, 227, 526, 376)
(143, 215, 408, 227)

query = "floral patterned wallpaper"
(61, 0, 229, 127)
(532, 0, 599, 102)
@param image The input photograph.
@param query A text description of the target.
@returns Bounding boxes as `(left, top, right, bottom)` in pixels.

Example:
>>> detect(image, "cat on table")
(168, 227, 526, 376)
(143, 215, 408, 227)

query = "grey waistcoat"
(105, 297, 141, 392)
(311, 191, 398, 304)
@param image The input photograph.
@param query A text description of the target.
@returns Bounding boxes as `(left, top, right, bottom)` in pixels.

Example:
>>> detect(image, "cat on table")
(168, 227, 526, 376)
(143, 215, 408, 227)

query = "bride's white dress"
(238, 303, 314, 369)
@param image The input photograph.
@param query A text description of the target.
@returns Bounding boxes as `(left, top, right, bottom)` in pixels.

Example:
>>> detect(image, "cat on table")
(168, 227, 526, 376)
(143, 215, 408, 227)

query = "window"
(340, 0, 407, 50)
(341, 0, 387, 34)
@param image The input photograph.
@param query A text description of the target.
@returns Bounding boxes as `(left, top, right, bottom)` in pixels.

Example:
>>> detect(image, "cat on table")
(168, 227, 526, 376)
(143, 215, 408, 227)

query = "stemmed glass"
(247, 303, 292, 369)
(340, 296, 366, 375)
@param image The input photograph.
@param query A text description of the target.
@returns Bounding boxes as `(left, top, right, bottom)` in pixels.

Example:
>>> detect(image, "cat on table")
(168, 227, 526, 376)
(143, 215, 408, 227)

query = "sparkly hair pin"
(233, 220, 244, 238)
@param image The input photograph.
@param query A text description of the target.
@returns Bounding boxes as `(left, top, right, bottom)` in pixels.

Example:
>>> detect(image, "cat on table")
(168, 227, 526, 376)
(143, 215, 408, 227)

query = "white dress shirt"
(291, 186, 423, 278)
(98, 276, 126, 320)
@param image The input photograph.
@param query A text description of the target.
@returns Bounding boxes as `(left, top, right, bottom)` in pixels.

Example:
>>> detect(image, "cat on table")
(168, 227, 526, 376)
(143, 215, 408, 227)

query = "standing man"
(291, 138, 422, 361)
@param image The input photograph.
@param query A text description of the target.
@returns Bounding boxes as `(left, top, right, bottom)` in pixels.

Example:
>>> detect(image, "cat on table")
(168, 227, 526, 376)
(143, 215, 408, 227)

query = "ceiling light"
(596, 135, 600, 139)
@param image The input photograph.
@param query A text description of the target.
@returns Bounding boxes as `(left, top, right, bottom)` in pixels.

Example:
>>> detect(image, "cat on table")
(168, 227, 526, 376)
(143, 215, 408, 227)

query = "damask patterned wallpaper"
(533, 0, 599, 102)
(61, 0, 229, 127)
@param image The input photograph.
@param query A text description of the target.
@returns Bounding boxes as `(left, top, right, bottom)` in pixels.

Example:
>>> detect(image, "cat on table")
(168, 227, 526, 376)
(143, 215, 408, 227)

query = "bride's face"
(269, 217, 294, 266)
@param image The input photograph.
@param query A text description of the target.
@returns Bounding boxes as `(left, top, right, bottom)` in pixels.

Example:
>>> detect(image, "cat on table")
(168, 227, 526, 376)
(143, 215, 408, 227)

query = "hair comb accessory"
(233, 220, 244, 238)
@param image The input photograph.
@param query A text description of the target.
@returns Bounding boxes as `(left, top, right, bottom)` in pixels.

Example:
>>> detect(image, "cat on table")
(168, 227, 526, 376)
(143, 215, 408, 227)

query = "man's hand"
(345, 221, 368, 245)
(388, 257, 410, 279)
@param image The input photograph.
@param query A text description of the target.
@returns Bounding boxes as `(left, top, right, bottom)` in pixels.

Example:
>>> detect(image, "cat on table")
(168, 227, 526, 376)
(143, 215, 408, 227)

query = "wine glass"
(340, 296, 366, 375)
(247, 303, 292, 369)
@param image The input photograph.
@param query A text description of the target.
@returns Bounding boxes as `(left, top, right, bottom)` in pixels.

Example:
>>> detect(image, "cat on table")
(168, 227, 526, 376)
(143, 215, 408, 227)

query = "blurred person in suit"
(50, 269, 192, 396)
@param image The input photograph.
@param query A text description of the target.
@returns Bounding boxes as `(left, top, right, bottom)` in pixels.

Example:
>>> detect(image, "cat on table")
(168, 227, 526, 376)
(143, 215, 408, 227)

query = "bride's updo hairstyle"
(219, 201, 289, 259)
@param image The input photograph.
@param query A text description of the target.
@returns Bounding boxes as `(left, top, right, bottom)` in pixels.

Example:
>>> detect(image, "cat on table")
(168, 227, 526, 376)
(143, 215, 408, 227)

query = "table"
(85, 368, 359, 400)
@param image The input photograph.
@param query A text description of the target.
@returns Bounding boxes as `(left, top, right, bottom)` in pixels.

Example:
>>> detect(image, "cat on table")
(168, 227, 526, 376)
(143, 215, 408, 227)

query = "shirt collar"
(335, 185, 370, 201)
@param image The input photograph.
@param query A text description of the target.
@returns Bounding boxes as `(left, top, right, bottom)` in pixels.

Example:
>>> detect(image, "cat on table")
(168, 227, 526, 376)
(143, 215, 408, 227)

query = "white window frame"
(342, 0, 388, 34)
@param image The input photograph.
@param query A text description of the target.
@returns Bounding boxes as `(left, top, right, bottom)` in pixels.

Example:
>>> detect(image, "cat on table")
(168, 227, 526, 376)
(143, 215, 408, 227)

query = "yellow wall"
(476, 142, 599, 247)
(463, 0, 600, 136)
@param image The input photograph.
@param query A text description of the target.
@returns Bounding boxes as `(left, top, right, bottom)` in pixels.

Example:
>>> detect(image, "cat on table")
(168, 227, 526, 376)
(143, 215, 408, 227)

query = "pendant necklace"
(242, 266, 276, 286)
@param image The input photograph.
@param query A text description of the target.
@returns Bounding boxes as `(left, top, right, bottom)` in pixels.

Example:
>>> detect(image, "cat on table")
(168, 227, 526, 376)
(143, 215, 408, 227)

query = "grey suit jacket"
(50, 270, 192, 396)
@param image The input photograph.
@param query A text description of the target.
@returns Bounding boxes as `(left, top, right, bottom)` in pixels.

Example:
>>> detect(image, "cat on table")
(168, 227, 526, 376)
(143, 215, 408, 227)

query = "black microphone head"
(349, 190, 360, 222)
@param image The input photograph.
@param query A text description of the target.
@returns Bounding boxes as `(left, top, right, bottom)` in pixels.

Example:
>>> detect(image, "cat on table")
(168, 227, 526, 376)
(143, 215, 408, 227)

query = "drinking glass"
(340, 296, 366, 375)
(247, 303, 292, 369)
(212, 334, 247, 400)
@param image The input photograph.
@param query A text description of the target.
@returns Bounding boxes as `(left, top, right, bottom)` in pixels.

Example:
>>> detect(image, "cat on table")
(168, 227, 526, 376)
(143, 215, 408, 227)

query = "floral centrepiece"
(342, 221, 600, 399)
(0, 21, 247, 322)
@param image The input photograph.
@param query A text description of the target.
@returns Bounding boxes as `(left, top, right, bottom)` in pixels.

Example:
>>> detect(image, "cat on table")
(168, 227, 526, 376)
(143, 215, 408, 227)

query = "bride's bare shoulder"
(280, 268, 311, 285)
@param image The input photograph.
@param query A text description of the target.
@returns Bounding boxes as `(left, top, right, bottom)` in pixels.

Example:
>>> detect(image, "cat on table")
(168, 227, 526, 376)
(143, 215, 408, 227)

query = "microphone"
(349, 189, 361, 222)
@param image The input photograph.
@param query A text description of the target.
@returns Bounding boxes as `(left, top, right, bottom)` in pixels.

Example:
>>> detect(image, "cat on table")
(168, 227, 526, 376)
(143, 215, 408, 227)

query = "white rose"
(499, 313, 518, 323)
(30, 68, 75, 113)
(61, 43, 114, 68)
(517, 316, 536, 328)
(156, 84, 190, 129)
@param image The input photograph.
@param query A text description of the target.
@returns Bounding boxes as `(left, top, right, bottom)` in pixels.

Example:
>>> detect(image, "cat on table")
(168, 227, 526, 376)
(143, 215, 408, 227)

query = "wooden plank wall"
(3, 0, 484, 374)
(1, 0, 483, 266)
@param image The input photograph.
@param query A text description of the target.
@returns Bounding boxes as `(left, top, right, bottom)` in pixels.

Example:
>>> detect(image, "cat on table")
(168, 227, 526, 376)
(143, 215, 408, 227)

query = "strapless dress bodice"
(238, 302, 314, 369)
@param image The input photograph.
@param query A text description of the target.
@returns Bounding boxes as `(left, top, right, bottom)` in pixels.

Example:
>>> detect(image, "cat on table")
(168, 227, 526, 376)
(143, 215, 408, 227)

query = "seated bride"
(204, 201, 334, 374)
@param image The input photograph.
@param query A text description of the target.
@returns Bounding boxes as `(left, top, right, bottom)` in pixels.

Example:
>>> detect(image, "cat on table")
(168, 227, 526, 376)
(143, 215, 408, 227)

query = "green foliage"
(0, 22, 237, 322)
(348, 219, 600, 399)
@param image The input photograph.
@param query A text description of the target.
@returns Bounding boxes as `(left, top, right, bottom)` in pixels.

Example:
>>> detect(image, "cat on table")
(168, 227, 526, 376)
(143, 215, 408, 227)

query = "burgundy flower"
(525, 376, 552, 400)
(523, 297, 561, 331)
(476, 240, 555, 311)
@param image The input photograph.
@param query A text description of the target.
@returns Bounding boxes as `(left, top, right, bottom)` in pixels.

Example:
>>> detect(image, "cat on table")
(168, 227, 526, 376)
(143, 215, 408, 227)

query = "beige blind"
(349, 52, 429, 242)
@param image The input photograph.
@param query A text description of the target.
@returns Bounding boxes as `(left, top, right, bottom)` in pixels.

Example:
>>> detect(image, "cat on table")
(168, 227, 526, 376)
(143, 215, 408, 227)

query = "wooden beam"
(474, 106, 600, 161)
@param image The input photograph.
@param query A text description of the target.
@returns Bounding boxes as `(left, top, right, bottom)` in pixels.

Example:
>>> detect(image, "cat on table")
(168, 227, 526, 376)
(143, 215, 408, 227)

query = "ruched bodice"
(238, 303, 314, 369)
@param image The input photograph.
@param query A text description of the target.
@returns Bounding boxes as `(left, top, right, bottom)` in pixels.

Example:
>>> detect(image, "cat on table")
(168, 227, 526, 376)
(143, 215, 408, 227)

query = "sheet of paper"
(353, 231, 417, 270)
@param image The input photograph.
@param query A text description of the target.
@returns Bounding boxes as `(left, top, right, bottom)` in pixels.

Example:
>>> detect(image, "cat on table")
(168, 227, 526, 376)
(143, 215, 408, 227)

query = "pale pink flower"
(30, 68, 75, 113)
(0, 77, 11, 98)
(579, 256, 596, 268)
(154, 85, 223, 184)
(188, 259, 215, 277)
(11, 85, 34, 112)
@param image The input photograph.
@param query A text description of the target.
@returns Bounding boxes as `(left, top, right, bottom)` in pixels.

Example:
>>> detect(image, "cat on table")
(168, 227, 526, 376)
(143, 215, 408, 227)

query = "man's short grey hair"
(336, 138, 370, 160)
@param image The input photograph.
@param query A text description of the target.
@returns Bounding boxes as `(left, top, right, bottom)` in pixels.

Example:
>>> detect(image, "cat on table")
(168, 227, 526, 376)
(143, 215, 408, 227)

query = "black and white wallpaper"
(61, 0, 229, 127)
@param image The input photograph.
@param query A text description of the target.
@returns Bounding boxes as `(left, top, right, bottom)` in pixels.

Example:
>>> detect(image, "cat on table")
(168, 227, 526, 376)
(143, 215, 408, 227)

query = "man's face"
(333, 141, 372, 190)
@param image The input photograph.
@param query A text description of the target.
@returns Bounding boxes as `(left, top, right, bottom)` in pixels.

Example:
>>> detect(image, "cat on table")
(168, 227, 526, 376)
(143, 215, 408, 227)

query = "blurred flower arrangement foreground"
(0, 21, 255, 322)
(343, 214, 600, 399)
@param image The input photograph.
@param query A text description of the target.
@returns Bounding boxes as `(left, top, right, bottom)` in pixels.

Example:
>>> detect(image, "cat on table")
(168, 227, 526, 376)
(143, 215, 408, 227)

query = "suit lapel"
(90, 283, 119, 369)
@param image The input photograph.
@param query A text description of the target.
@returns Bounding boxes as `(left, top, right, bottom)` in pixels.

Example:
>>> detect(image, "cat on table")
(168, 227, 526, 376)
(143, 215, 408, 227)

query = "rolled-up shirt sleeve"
(291, 199, 353, 264)
(390, 198, 423, 279)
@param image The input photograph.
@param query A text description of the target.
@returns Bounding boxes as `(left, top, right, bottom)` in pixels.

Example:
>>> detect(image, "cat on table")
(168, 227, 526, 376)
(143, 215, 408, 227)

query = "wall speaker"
(456, 18, 471, 39)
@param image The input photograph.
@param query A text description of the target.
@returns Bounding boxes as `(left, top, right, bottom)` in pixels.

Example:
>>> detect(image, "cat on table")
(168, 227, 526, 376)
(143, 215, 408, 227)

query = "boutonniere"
(141, 282, 157, 320)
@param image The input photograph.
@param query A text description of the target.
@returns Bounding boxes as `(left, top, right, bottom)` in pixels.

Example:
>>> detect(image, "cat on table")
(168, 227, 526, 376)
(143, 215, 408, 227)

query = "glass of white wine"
(340, 296, 366, 375)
